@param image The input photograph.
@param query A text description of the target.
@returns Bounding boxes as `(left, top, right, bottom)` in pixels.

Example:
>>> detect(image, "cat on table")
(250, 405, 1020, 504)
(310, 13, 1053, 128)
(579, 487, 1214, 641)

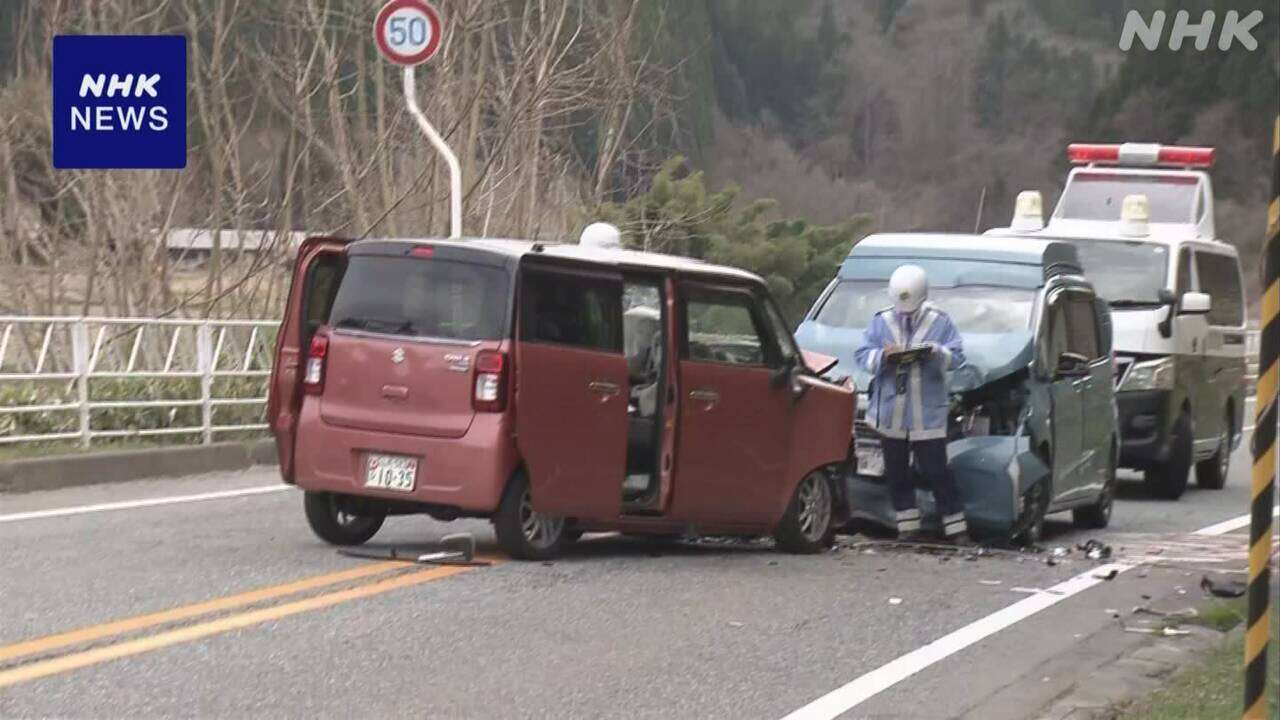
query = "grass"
(1117, 597, 1279, 720)
(0, 433, 267, 462)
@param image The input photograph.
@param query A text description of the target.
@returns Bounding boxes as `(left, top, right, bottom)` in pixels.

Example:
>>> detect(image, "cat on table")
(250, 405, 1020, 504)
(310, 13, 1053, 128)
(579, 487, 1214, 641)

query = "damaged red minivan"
(268, 236, 854, 559)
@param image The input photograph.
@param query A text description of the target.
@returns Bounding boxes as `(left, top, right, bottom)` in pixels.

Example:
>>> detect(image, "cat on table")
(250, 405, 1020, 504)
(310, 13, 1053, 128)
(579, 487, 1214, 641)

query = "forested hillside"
(0, 0, 1276, 320)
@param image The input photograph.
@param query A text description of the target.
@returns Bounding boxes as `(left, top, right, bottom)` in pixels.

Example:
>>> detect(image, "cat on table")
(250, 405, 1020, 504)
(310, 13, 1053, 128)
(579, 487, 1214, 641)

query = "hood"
(794, 322, 1034, 393)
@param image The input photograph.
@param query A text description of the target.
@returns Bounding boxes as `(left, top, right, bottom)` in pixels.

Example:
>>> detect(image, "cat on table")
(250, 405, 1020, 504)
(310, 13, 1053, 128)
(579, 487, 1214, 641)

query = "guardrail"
(0, 316, 279, 448)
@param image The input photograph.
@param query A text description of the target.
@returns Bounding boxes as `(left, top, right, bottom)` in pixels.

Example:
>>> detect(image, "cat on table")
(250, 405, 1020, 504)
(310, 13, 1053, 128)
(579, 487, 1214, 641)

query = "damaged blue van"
(795, 234, 1119, 542)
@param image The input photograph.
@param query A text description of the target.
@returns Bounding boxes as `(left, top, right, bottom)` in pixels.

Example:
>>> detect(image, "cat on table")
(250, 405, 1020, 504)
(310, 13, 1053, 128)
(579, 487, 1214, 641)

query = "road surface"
(0, 417, 1270, 719)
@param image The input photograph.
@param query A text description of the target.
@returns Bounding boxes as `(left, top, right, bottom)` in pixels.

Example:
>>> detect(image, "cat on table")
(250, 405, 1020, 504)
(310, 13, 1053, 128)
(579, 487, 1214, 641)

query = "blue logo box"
(52, 35, 187, 169)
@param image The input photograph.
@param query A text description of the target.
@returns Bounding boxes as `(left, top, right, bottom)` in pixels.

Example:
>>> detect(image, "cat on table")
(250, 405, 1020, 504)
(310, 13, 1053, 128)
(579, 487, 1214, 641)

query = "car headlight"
(1119, 357, 1175, 392)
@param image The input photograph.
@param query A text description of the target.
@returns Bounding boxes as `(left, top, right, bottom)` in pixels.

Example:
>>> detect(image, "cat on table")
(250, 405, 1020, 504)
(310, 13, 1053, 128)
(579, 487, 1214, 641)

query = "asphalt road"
(0, 416, 1269, 719)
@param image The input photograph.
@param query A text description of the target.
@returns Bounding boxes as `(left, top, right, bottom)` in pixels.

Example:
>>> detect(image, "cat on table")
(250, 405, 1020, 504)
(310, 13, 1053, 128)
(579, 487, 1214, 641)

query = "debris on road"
(1200, 575, 1247, 598)
(727, 621, 745, 628)
(1077, 540, 1112, 560)
(337, 533, 491, 567)
(1122, 625, 1191, 637)
(979, 580, 1002, 586)
(889, 597, 904, 605)
(1093, 568, 1119, 581)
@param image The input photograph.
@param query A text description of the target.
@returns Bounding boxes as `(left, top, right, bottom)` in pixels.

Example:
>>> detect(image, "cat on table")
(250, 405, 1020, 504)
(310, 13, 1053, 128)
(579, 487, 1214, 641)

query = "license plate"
(855, 439, 884, 477)
(365, 453, 417, 492)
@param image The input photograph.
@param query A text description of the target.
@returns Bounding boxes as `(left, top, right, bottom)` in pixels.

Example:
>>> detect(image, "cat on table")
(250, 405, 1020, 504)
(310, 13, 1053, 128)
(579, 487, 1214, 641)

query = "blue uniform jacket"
(854, 304, 966, 440)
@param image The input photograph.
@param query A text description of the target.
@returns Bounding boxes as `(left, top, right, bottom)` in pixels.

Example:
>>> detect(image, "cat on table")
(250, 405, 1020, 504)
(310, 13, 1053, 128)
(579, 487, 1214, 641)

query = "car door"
(1042, 290, 1083, 502)
(515, 262, 629, 520)
(1065, 290, 1110, 499)
(1172, 248, 1209, 440)
(669, 281, 793, 524)
(268, 236, 349, 483)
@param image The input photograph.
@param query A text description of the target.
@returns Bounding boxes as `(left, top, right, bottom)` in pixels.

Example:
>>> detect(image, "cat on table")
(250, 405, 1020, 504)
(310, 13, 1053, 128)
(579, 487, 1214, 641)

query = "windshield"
(815, 281, 1036, 334)
(1058, 173, 1198, 223)
(328, 255, 509, 340)
(1060, 239, 1169, 305)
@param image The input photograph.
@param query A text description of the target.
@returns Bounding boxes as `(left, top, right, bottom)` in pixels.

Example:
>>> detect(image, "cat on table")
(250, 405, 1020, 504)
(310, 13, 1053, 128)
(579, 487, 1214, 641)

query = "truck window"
(683, 289, 770, 367)
(520, 270, 622, 352)
(1059, 173, 1198, 223)
(1195, 252, 1244, 326)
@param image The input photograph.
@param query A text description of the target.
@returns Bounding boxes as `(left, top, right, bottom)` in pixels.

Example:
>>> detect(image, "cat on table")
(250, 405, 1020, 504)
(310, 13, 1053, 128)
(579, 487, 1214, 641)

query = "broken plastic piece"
(1200, 575, 1247, 598)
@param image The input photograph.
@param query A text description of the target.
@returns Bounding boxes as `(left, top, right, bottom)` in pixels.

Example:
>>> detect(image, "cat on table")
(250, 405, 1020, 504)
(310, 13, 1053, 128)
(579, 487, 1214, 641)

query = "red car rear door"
(267, 236, 349, 483)
(515, 262, 629, 520)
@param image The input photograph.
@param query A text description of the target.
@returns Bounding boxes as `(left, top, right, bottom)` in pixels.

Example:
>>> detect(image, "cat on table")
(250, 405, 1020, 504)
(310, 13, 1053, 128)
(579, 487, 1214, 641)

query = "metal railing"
(0, 316, 279, 448)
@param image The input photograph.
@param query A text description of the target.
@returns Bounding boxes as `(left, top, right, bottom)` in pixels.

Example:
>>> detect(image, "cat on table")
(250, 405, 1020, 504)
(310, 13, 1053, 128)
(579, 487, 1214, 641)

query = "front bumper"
(1116, 389, 1172, 469)
(843, 434, 1049, 537)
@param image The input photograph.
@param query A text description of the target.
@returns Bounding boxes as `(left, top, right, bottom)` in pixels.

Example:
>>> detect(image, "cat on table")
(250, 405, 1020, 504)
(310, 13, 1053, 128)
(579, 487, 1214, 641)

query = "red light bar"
(410, 246, 434, 258)
(1068, 144, 1119, 164)
(1068, 143, 1214, 168)
(1157, 146, 1214, 167)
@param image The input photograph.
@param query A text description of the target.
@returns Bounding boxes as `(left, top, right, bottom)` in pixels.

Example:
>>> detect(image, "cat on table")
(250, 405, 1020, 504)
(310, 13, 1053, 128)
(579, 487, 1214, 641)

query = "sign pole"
(1243, 115, 1279, 720)
(403, 66, 462, 240)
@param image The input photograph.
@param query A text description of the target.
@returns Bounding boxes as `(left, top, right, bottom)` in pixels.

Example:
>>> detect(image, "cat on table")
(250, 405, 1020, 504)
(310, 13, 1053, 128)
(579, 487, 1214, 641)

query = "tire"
(1012, 477, 1050, 546)
(774, 470, 836, 554)
(303, 492, 385, 546)
(1195, 408, 1232, 490)
(1144, 410, 1192, 500)
(1074, 444, 1117, 529)
(492, 471, 567, 561)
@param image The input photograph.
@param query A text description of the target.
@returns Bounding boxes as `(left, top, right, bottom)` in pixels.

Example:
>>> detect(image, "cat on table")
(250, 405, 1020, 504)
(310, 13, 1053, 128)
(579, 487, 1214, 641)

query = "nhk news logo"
(52, 35, 187, 169)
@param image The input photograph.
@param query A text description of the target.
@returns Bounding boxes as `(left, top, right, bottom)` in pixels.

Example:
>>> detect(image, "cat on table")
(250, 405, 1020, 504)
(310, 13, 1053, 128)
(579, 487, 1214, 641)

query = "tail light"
(303, 332, 329, 395)
(473, 350, 508, 412)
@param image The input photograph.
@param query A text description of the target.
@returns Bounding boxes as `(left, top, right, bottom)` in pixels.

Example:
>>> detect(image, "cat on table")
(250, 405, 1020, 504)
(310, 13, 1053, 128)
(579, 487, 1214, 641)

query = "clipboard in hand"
(886, 345, 932, 366)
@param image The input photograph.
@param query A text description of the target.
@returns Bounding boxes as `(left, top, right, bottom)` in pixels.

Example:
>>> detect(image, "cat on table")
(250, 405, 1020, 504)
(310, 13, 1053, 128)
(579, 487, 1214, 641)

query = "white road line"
(781, 562, 1136, 720)
(0, 485, 292, 524)
(781, 505, 1278, 720)
(1193, 506, 1280, 537)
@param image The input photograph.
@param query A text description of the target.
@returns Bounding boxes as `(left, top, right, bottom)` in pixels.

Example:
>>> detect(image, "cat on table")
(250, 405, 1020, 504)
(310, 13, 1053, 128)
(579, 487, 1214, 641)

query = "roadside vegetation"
(1117, 597, 1278, 720)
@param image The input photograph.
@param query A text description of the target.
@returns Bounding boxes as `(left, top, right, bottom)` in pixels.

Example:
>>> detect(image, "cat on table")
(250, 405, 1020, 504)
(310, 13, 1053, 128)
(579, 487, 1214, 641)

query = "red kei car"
(267, 236, 855, 560)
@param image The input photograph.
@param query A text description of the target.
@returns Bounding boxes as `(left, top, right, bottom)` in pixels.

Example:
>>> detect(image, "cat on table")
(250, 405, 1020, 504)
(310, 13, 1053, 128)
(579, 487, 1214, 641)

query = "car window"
(328, 256, 508, 341)
(1041, 296, 1069, 370)
(520, 270, 622, 352)
(1195, 252, 1244, 326)
(1065, 294, 1100, 360)
(683, 288, 769, 367)
(1176, 248, 1193, 295)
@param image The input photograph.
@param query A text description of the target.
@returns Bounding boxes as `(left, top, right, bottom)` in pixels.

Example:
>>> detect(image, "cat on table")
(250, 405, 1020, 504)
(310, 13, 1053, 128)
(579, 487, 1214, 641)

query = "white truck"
(988, 143, 1247, 500)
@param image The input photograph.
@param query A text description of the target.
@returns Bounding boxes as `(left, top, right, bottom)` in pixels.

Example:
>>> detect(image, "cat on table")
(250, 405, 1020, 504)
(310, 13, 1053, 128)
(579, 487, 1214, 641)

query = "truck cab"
(988, 144, 1247, 499)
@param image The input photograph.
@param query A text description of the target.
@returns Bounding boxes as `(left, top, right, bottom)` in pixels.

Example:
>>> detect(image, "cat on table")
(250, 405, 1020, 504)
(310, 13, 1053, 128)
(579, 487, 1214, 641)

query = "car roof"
(850, 232, 1078, 267)
(350, 237, 765, 284)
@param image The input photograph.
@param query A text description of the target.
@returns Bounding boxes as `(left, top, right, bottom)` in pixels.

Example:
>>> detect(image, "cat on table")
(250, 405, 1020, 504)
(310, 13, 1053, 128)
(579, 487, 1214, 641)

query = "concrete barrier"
(0, 440, 279, 494)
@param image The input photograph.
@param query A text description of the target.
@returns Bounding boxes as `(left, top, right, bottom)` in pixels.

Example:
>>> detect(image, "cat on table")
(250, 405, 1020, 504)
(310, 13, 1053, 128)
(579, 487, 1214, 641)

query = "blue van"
(795, 234, 1120, 542)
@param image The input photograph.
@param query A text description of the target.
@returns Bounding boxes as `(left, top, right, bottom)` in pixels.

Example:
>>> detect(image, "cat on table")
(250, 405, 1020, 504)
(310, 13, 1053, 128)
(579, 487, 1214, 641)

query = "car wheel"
(1012, 478, 1049, 546)
(303, 492, 385, 546)
(774, 470, 836, 554)
(1073, 444, 1116, 529)
(1195, 408, 1232, 490)
(492, 471, 566, 561)
(1144, 410, 1192, 500)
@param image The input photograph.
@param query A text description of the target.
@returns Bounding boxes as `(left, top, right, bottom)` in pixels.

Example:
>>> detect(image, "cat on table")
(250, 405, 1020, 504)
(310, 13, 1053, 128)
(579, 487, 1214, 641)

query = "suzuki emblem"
(391, 348, 406, 364)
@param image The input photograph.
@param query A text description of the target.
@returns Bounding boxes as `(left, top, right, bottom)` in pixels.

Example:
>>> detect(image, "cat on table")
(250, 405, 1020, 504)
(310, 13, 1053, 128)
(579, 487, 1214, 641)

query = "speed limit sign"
(374, 0, 442, 66)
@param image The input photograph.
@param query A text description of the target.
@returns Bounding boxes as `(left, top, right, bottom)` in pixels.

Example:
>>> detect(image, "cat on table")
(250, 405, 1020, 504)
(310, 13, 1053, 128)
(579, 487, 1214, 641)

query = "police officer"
(854, 265, 969, 544)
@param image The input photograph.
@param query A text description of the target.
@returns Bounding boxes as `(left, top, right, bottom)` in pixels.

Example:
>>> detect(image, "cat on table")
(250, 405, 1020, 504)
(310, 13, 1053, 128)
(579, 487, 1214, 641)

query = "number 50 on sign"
(374, 0, 443, 66)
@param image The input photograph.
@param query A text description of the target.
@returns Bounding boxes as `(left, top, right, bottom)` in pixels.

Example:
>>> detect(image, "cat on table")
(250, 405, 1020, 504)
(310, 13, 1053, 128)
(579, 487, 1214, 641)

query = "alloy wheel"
(796, 473, 833, 542)
(519, 488, 564, 549)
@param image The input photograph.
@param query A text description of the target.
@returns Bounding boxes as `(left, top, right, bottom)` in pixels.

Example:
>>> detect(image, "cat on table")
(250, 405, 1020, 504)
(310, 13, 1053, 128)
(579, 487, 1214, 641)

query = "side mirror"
(1178, 291, 1211, 315)
(1055, 351, 1089, 377)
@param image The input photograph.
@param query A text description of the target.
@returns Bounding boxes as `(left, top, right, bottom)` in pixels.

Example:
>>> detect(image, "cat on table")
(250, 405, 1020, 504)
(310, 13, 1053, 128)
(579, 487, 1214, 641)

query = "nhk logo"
(1119, 9, 1265, 52)
(53, 35, 187, 169)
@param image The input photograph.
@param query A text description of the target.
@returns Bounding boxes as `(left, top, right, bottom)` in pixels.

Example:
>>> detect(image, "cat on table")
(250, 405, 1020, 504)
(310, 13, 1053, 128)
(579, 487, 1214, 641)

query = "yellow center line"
(0, 561, 489, 689)
(0, 561, 406, 665)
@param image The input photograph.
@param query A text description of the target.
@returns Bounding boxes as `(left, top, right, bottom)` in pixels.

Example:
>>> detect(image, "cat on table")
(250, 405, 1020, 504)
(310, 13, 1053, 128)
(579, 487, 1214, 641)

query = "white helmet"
(888, 264, 928, 314)
(579, 222, 623, 250)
